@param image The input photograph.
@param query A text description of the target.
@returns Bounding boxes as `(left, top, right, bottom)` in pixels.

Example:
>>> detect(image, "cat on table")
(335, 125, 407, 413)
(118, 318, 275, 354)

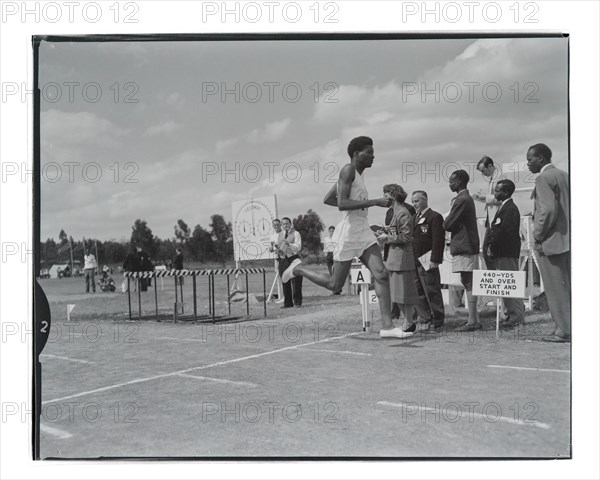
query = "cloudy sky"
(39, 36, 568, 242)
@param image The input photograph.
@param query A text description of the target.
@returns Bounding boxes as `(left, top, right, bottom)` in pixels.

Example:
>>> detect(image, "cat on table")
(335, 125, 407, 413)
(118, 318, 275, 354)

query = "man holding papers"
(411, 191, 446, 331)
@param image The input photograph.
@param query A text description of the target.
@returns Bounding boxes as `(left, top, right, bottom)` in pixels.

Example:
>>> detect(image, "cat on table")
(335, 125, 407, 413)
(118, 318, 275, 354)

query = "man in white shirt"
(268, 219, 284, 303)
(83, 249, 97, 293)
(323, 226, 336, 275)
(473, 155, 502, 269)
(277, 217, 303, 308)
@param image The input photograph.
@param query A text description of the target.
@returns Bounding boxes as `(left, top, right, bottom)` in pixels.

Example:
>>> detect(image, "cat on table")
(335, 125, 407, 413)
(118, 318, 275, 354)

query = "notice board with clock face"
(231, 195, 278, 261)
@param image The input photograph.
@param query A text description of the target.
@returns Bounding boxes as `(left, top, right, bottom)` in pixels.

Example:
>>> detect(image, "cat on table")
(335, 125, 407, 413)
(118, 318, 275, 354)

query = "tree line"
(40, 210, 326, 268)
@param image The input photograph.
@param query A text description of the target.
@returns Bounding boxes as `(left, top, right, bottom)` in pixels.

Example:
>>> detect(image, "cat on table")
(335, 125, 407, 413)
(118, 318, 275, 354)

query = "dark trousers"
(326, 252, 334, 276)
(482, 229, 497, 270)
(414, 263, 445, 326)
(279, 255, 303, 307)
(84, 268, 96, 293)
(493, 257, 525, 323)
(537, 251, 570, 335)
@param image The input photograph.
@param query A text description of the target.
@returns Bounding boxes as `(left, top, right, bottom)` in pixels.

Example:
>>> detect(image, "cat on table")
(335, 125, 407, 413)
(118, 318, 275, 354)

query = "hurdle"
(124, 268, 267, 323)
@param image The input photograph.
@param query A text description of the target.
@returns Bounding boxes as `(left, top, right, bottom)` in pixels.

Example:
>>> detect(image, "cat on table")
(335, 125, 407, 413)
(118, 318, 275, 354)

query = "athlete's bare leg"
(359, 243, 395, 330)
(289, 243, 407, 335)
(293, 260, 351, 293)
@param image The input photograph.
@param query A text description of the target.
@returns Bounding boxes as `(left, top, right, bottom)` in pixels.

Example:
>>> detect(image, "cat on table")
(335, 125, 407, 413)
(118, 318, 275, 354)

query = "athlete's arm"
(323, 183, 338, 207)
(337, 165, 390, 211)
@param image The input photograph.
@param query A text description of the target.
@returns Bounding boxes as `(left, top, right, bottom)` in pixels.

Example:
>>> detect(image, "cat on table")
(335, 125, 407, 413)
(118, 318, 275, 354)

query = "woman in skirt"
(377, 184, 419, 332)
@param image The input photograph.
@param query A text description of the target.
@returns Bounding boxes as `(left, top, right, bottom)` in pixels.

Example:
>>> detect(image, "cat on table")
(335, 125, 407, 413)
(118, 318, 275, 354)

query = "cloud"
(144, 120, 181, 136)
(41, 109, 126, 148)
(216, 137, 240, 154)
(159, 91, 186, 109)
(246, 118, 291, 143)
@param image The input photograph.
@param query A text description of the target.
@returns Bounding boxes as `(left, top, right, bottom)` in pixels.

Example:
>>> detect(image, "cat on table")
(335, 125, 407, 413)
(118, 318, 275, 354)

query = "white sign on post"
(472, 270, 526, 339)
(351, 268, 371, 284)
(472, 270, 526, 298)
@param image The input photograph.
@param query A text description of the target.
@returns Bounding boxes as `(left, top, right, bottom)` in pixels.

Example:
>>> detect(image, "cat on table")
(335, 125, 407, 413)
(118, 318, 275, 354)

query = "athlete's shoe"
(379, 327, 414, 339)
(281, 258, 302, 283)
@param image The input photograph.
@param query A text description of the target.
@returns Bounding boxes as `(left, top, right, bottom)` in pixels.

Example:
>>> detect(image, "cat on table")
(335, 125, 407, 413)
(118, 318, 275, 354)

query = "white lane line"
(151, 336, 207, 343)
(295, 348, 372, 357)
(40, 424, 73, 439)
(177, 374, 257, 388)
(487, 365, 570, 373)
(377, 401, 551, 430)
(40, 354, 95, 365)
(42, 331, 362, 405)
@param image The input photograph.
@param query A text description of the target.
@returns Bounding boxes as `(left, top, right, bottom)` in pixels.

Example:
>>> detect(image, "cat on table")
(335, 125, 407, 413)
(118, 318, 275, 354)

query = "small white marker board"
(359, 290, 380, 306)
(351, 268, 371, 284)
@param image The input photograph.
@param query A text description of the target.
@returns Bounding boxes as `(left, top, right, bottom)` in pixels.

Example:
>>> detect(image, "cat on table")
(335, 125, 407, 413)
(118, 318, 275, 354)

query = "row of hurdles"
(123, 268, 267, 323)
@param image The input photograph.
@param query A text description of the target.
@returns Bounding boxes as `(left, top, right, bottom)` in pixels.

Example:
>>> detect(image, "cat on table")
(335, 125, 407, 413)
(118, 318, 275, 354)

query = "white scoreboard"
(231, 195, 278, 261)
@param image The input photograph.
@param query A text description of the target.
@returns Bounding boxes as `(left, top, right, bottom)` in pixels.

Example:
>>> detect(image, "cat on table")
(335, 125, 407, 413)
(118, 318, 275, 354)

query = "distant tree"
(189, 224, 215, 262)
(41, 238, 57, 264)
(294, 209, 325, 255)
(130, 219, 157, 257)
(58, 229, 68, 245)
(156, 238, 177, 264)
(174, 219, 191, 245)
(101, 240, 128, 265)
(210, 214, 232, 266)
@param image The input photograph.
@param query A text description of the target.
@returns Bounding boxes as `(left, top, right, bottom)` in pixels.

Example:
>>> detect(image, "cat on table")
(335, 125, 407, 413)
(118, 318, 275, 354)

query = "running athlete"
(281, 136, 413, 338)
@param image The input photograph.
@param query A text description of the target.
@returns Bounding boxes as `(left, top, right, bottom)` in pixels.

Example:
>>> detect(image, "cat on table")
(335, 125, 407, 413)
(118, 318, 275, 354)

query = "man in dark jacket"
(137, 246, 154, 292)
(443, 170, 481, 331)
(484, 179, 525, 328)
(123, 244, 141, 292)
(173, 247, 184, 286)
(411, 190, 445, 331)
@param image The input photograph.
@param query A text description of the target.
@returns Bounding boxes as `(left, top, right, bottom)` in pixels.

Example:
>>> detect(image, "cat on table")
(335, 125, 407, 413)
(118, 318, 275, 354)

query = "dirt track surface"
(38, 275, 570, 459)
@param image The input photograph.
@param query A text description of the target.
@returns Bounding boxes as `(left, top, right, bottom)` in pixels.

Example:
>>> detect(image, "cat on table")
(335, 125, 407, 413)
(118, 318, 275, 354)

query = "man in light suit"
(484, 179, 526, 328)
(411, 190, 445, 331)
(527, 144, 570, 342)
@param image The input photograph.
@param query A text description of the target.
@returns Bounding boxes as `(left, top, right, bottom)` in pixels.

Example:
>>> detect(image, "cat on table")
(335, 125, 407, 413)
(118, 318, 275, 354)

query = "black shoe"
(542, 334, 570, 343)
(456, 323, 482, 332)
(500, 319, 524, 329)
(402, 323, 416, 333)
(427, 324, 444, 333)
(280, 305, 293, 309)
